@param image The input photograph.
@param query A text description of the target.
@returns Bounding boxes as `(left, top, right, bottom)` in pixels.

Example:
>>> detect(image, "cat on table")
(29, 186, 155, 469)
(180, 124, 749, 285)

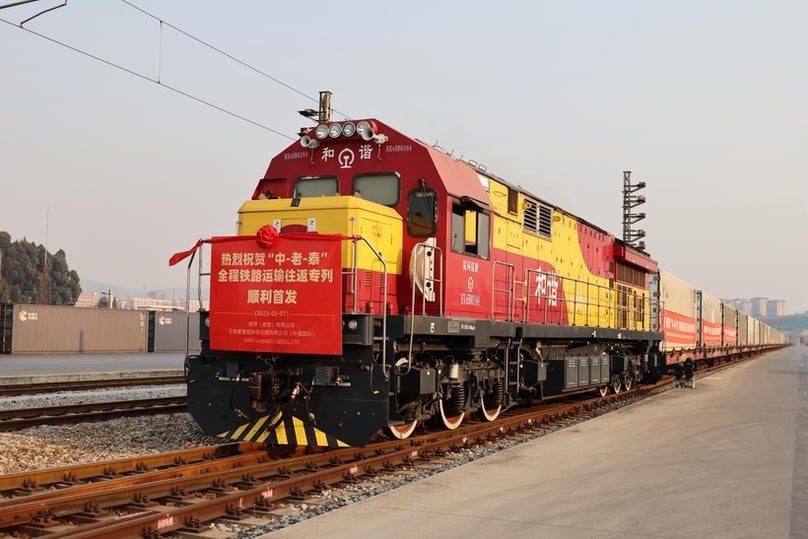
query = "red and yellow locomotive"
(174, 95, 664, 448)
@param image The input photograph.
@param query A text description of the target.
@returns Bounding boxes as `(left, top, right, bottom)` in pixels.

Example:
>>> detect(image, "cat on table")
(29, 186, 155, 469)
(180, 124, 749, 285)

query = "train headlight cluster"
(313, 120, 377, 141)
(301, 120, 385, 147)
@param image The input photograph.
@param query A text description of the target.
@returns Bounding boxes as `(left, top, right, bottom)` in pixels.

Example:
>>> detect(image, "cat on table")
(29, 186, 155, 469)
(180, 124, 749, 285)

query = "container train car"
(653, 271, 787, 364)
(174, 95, 785, 448)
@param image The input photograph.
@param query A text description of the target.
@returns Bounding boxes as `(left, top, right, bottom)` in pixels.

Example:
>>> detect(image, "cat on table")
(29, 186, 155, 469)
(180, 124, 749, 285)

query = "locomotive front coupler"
(248, 371, 270, 412)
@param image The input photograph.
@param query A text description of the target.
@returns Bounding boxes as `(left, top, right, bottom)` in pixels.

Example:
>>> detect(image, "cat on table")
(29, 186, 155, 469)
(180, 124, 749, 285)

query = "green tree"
(0, 231, 82, 305)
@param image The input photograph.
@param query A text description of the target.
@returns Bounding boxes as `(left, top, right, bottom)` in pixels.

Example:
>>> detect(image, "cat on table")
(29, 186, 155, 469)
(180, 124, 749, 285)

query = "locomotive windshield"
(352, 172, 399, 205)
(293, 176, 338, 198)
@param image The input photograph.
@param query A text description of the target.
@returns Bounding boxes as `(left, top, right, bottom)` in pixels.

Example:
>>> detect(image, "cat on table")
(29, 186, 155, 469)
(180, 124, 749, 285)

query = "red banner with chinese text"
(723, 324, 737, 345)
(660, 308, 698, 349)
(701, 319, 722, 346)
(208, 234, 343, 355)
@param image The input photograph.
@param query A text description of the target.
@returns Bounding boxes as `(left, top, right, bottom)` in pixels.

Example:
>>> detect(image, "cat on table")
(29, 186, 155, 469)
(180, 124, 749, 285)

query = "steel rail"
(0, 397, 188, 431)
(0, 376, 185, 397)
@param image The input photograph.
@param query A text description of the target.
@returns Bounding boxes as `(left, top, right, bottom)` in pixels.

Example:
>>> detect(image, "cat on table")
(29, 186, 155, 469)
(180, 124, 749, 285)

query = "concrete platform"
(0, 352, 185, 384)
(260, 346, 807, 538)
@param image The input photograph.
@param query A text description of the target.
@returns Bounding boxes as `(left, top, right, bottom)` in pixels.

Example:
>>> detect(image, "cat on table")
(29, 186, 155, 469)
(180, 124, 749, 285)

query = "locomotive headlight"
(356, 120, 373, 140)
(328, 123, 342, 138)
(347, 319, 358, 330)
(315, 124, 329, 139)
(342, 122, 356, 137)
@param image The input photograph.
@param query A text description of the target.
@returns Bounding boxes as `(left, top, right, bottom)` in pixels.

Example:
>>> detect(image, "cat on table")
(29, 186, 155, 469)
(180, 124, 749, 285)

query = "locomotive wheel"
(478, 393, 502, 422)
(623, 379, 633, 391)
(478, 379, 504, 422)
(597, 385, 609, 398)
(611, 379, 622, 394)
(386, 420, 419, 440)
(437, 397, 465, 430)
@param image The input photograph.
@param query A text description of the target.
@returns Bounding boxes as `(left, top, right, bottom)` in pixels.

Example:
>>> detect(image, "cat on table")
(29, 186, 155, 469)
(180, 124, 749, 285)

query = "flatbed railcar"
(654, 271, 786, 365)
(174, 94, 785, 448)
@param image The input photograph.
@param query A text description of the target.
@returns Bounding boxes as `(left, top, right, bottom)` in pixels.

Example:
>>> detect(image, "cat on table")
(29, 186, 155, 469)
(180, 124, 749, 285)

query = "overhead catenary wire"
(119, 0, 350, 121)
(0, 1, 348, 139)
(0, 15, 294, 139)
(12, 0, 65, 26)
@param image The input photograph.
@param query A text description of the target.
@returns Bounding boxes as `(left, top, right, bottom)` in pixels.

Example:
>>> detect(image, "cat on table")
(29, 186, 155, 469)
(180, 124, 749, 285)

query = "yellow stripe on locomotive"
(238, 195, 402, 277)
(486, 176, 651, 331)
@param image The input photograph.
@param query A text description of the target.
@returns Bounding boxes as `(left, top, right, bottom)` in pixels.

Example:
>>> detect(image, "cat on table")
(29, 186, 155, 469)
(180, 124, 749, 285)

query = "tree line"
(0, 231, 81, 306)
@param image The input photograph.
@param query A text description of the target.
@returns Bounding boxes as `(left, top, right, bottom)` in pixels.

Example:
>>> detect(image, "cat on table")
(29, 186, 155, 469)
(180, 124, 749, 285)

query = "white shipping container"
(657, 270, 698, 351)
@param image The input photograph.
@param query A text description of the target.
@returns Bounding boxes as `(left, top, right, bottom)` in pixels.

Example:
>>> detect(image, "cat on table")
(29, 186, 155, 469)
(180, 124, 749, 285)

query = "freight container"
(696, 291, 722, 347)
(748, 317, 760, 346)
(11, 304, 147, 353)
(721, 302, 738, 346)
(150, 311, 201, 352)
(737, 311, 749, 345)
(657, 270, 697, 351)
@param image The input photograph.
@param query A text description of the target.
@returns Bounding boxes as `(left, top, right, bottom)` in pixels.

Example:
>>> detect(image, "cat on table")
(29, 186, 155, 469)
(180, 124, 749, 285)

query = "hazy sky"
(1, 1, 806, 312)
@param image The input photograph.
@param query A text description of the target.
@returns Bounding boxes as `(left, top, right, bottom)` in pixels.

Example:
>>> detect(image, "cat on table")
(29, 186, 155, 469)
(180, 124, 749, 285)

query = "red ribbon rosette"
(256, 224, 279, 249)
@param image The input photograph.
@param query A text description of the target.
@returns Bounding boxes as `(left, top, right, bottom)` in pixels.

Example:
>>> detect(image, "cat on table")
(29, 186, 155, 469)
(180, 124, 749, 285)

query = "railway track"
(0, 353, 762, 537)
(0, 403, 620, 537)
(0, 376, 185, 397)
(0, 397, 188, 431)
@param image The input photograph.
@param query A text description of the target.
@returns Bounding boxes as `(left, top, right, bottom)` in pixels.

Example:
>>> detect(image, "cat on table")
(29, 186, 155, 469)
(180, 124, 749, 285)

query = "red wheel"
(478, 391, 502, 422)
(438, 397, 464, 430)
(386, 420, 418, 440)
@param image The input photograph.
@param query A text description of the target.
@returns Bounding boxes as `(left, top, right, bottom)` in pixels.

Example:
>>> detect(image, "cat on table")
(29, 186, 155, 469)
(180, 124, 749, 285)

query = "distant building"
(749, 297, 768, 317)
(126, 296, 208, 312)
(767, 300, 787, 317)
(722, 297, 790, 316)
(723, 298, 751, 315)
(73, 291, 207, 311)
(74, 291, 102, 308)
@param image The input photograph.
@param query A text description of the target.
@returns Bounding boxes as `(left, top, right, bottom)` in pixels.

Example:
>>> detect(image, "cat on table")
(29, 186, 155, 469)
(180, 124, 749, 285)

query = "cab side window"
(451, 203, 490, 258)
(407, 188, 437, 237)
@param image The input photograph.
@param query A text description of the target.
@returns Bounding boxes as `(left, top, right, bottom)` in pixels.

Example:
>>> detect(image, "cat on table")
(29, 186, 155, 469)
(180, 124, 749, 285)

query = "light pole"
(622, 170, 647, 250)
(101, 289, 113, 309)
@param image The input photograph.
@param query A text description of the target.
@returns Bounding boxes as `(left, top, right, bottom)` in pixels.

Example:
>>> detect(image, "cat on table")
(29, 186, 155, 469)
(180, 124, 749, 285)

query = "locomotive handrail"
(350, 235, 389, 377)
(346, 216, 359, 313)
(523, 268, 654, 331)
(492, 260, 516, 321)
(181, 245, 210, 358)
(408, 241, 443, 371)
(524, 267, 564, 325)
